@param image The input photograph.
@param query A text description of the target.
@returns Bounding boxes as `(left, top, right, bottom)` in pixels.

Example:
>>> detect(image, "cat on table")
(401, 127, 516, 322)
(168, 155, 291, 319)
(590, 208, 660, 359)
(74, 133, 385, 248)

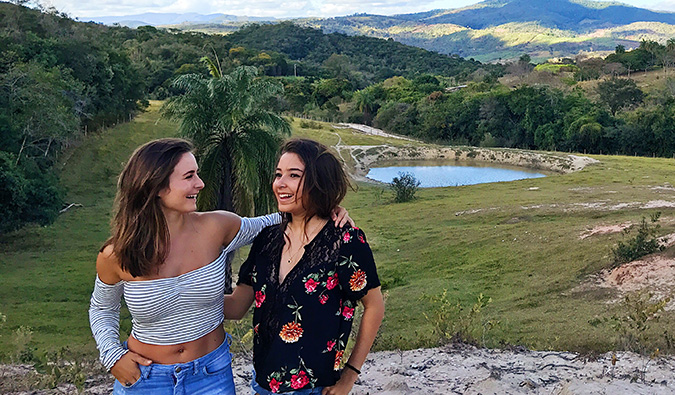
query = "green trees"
(597, 77, 644, 116)
(162, 65, 290, 215)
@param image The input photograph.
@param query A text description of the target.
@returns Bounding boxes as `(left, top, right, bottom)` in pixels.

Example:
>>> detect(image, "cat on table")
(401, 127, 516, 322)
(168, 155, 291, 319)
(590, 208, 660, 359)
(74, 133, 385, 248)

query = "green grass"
(1, 104, 674, 362)
(0, 101, 179, 359)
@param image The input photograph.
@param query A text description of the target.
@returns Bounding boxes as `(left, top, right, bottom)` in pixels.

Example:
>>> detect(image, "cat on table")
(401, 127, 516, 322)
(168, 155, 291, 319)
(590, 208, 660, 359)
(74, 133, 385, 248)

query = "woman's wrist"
(341, 366, 359, 383)
(343, 362, 361, 375)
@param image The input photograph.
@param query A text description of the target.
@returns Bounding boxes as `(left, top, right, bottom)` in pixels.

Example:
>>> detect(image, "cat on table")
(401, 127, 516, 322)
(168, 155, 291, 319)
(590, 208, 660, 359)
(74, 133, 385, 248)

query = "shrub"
(423, 291, 498, 346)
(612, 212, 665, 265)
(390, 172, 420, 203)
(299, 119, 324, 129)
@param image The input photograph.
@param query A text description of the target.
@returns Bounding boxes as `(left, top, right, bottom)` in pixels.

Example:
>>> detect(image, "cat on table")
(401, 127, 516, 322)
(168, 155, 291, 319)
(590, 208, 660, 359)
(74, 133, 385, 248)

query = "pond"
(366, 160, 547, 188)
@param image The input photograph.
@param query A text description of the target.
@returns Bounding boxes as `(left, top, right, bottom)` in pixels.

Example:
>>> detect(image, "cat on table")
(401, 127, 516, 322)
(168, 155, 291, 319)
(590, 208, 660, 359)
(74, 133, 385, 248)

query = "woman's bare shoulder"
(193, 211, 242, 246)
(96, 244, 122, 284)
(193, 211, 241, 230)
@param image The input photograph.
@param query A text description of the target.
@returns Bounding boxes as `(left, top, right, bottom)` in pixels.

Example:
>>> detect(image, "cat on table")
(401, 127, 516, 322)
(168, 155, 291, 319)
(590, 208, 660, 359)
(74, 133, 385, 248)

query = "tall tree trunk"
(16, 135, 27, 166)
(218, 145, 235, 212)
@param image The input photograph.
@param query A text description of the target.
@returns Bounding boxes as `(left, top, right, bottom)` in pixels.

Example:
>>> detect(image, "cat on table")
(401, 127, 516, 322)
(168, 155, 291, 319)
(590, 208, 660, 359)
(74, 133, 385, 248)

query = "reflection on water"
(366, 161, 546, 188)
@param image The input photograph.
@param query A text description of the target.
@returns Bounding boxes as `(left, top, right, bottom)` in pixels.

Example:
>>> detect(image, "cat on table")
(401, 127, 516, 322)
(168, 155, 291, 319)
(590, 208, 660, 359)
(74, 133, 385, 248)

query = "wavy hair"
(103, 138, 194, 277)
(278, 138, 350, 232)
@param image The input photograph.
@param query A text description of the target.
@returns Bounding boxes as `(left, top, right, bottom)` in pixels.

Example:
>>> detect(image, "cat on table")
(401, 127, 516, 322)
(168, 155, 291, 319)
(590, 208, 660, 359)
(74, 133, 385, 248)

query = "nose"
(195, 174, 205, 190)
(273, 175, 286, 189)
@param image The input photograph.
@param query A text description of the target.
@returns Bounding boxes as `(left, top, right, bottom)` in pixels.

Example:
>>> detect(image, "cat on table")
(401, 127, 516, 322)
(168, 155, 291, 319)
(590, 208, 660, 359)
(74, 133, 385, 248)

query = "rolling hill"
(98, 0, 675, 62)
(298, 0, 675, 61)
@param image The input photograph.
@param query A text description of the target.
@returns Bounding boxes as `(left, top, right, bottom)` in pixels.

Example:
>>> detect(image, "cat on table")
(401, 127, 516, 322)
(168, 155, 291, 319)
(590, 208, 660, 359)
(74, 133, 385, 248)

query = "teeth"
(187, 195, 197, 199)
(279, 194, 292, 198)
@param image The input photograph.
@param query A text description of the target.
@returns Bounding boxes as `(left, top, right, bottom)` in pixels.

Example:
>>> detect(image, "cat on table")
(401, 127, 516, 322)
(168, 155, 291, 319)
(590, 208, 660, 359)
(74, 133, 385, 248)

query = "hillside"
(225, 22, 490, 79)
(2, 102, 675, 392)
(299, 0, 675, 61)
(85, 0, 675, 62)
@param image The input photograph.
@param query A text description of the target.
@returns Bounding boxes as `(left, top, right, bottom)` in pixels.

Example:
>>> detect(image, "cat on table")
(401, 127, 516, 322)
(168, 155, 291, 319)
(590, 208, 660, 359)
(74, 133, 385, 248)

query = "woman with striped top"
(89, 138, 351, 394)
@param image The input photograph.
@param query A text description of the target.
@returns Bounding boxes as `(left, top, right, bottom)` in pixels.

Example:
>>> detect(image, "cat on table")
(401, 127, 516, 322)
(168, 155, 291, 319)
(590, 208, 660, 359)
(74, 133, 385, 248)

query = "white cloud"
(46, 0, 675, 19)
(649, 1, 675, 12)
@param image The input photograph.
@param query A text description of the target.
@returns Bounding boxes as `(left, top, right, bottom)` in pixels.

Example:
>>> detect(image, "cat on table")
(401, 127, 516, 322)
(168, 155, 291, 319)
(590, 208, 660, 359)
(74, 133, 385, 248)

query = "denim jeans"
(113, 335, 235, 395)
(250, 369, 325, 395)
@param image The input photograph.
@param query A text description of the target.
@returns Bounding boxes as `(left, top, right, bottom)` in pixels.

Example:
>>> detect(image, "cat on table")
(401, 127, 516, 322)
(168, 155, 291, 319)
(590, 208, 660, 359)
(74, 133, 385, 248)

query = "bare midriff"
(127, 326, 225, 364)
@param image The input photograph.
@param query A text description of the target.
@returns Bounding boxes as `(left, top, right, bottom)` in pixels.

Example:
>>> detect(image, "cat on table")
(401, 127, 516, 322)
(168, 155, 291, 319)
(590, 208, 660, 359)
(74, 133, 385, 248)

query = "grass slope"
(1, 104, 674, 362)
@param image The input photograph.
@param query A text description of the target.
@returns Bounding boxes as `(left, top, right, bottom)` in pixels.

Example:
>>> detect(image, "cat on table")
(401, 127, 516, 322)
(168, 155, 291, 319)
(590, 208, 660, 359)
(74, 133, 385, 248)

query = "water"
(366, 162, 546, 188)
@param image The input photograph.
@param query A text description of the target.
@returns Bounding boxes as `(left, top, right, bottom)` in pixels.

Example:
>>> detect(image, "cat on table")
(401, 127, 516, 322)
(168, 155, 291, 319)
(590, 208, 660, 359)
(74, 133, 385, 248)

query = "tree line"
(0, 2, 486, 233)
(3, 1, 675, 234)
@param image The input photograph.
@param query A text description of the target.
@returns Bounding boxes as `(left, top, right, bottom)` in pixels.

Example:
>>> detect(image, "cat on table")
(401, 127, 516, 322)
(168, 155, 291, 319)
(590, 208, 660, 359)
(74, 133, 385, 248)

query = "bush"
(390, 172, 420, 203)
(299, 119, 324, 129)
(612, 212, 665, 265)
(423, 291, 498, 346)
(0, 152, 64, 234)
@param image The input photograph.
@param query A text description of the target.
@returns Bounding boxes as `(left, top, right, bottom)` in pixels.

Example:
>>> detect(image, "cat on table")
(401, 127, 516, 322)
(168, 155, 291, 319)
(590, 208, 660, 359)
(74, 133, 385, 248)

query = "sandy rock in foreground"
(3, 345, 673, 394)
(234, 345, 674, 395)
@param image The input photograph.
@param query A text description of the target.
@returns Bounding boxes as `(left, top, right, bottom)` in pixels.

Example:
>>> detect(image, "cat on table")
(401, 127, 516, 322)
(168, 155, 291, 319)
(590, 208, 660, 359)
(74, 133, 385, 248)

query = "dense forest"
(0, 2, 486, 233)
(2, 2, 675, 234)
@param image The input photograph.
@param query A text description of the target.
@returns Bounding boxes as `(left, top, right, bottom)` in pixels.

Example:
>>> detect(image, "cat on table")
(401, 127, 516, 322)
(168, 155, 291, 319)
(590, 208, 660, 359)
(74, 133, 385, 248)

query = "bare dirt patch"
(580, 222, 633, 239)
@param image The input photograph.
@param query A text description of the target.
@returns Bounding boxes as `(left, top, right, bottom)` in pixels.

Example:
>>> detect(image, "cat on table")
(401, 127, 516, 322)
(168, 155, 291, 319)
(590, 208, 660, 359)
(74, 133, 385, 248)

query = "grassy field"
(1, 102, 674, 364)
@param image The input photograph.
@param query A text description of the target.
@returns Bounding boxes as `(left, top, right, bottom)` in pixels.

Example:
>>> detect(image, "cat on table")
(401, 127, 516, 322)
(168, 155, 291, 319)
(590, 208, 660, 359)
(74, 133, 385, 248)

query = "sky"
(39, 0, 675, 19)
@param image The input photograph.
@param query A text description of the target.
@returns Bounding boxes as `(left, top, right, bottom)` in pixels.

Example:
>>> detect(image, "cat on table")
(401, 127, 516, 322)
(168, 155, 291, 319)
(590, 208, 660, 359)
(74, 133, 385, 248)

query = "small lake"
(366, 160, 547, 188)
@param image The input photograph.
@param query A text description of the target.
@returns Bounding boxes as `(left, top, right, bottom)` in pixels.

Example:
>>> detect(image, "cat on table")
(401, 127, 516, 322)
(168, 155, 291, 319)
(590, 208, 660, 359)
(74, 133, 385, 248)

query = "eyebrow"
(276, 167, 304, 172)
(183, 169, 197, 177)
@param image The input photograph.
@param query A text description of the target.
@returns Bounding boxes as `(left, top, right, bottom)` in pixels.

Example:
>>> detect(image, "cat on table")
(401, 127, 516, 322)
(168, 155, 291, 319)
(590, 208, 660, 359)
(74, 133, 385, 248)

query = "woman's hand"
(322, 368, 359, 395)
(110, 351, 152, 387)
(331, 205, 355, 228)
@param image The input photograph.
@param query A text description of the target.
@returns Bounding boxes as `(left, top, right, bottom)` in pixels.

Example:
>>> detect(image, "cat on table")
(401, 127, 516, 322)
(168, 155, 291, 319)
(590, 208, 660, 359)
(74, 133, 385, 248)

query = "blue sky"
(43, 0, 675, 19)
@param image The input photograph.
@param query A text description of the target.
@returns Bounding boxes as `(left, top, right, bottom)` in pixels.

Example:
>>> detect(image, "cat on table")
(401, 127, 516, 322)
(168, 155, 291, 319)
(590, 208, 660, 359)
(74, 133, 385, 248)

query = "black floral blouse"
(237, 223, 380, 393)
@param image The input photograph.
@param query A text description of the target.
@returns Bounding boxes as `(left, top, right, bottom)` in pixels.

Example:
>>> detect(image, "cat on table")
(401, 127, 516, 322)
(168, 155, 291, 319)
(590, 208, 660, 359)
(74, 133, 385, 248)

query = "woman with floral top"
(225, 138, 385, 395)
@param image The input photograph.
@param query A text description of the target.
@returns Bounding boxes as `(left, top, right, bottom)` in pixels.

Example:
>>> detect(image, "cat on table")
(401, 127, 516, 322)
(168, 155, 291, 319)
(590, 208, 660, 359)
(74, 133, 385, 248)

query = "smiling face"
(273, 152, 306, 217)
(157, 152, 204, 214)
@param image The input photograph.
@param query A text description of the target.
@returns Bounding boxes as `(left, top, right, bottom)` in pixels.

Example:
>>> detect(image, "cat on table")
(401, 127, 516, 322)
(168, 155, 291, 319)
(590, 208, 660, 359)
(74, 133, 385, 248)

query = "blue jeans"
(251, 369, 325, 395)
(113, 335, 235, 395)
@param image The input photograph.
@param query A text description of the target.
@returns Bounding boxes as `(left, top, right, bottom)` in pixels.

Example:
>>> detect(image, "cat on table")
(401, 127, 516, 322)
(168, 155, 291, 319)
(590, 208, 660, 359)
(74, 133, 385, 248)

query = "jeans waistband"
(127, 333, 232, 378)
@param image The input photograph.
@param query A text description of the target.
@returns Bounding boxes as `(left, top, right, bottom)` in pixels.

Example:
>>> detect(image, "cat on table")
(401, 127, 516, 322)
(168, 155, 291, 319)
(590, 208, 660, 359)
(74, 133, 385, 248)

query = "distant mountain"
(80, 12, 275, 27)
(389, 0, 675, 31)
(296, 0, 675, 61)
(88, 0, 675, 62)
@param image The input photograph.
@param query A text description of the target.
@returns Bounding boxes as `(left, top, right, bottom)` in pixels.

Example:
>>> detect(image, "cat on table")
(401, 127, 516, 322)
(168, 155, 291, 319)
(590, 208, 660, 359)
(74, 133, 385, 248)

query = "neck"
(162, 208, 188, 236)
(287, 214, 326, 241)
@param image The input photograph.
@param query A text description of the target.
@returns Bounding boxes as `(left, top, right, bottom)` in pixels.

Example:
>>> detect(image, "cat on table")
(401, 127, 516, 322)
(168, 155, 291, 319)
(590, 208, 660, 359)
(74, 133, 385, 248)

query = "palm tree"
(353, 88, 377, 125)
(162, 62, 290, 216)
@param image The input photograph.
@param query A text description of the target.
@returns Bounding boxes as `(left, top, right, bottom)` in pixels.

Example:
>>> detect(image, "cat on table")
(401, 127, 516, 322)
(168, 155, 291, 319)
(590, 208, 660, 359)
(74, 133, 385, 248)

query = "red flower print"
(349, 270, 367, 292)
(304, 278, 318, 294)
(269, 378, 280, 393)
(326, 273, 338, 290)
(279, 322, 303, 343)
(319, 294, 328, 304)
(254, 324, 259, 334)
(255, 291, 266, 308)
(326, 340, 336, 351)
(334, 350, 344, 370)
(342, 232, 351, 242)
(358, 234, 365, 243)
(290, 370, 309, 389)
(342, 306, 354, 319)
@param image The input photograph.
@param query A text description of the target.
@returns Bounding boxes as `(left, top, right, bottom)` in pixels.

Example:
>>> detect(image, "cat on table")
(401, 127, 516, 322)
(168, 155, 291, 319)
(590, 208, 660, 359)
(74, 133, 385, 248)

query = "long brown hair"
(103, 138, 194, 277)
(278, 138, 350, 231)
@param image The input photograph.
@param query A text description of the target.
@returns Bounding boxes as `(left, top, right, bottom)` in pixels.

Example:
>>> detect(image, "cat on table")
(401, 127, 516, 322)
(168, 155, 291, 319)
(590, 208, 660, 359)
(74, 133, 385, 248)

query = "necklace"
(283, 219, 326, 265)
